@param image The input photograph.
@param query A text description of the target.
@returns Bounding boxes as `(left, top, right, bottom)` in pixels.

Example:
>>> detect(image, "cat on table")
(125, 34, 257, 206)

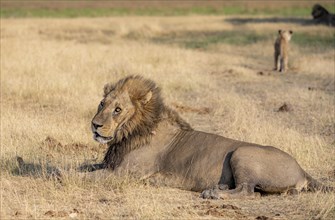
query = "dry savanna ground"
(1, 15, 335, 219)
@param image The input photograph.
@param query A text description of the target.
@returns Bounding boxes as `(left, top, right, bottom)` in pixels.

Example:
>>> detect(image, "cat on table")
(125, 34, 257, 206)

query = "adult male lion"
(84, 75, 333, 199)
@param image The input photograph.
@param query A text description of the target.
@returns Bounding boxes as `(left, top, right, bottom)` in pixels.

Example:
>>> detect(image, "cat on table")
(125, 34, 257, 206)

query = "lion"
(82, 75, 333, 199)
(312, 4, 335, 27)
(274, 30, 293, 73)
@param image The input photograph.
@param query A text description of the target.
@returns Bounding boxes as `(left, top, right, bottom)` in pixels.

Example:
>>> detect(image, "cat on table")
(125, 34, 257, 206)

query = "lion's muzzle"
(92, 122, 102, 130)
(93, 132, 113, 144)
(91, 122, 114, 144)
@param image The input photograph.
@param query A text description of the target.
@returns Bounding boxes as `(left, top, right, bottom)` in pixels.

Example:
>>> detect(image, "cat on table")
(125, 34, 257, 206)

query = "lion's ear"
(141, 91, 152, 104)
(103, 83, 114, 96)
(278, 30, 282, 34)
(289, 30, 293, 35)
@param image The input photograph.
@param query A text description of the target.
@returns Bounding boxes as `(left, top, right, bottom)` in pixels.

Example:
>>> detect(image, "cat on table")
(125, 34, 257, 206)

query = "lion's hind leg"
(274, 51, 280, 71)
(201, 183, 260, 199)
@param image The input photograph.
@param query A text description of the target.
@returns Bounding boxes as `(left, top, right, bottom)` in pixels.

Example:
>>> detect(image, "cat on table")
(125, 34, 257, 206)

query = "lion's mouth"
(93, 132, 113, 144)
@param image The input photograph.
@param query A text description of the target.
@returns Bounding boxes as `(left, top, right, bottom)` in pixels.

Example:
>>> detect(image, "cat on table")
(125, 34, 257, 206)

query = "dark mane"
(312, 4, 329, 19)
(311, 4, 335, 27)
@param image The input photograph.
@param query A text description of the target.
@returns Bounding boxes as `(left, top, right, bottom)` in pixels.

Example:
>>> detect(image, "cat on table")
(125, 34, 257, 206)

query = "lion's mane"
(102, 75, 192, 169)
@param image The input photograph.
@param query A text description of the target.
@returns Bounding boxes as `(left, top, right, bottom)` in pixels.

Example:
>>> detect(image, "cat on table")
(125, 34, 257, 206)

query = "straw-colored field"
(1, 15, 334, 219)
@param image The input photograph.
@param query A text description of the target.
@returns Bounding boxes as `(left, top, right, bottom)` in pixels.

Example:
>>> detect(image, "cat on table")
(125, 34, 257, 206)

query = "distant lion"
(312, 4, 335, 27)
(81, 75, 333, 199)
(274, 30, 293, 73)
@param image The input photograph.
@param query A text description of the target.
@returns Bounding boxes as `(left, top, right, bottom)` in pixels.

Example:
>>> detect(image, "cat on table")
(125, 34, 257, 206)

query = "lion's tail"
(305, 172, 334, 193)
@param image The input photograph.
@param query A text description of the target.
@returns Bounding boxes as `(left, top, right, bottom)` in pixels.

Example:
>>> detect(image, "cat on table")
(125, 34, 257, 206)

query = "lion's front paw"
(201, 189, 220, 199)
(77, 164, 94, 172)
(77, 163, 105, 172)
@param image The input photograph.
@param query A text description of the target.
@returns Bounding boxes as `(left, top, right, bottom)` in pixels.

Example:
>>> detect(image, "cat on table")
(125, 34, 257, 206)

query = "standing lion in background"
(274, 30, 293, 73)
(81, 75, 333, 199)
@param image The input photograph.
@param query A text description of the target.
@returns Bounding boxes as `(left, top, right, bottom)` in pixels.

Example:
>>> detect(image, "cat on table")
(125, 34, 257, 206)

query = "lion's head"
(312, 4, 329, 19)
(91, 75, 164, 144)
(278, 29, 293, 41)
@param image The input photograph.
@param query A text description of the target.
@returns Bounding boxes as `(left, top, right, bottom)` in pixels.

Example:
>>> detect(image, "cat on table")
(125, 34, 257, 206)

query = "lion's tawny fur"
(274, 30, 293, 72)
(85, 75, 333, 198)
(95, 75, 192, 169)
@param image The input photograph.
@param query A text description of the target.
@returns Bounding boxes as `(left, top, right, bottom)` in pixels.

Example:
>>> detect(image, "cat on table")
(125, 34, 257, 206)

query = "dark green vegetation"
(1, 4, 334, 18)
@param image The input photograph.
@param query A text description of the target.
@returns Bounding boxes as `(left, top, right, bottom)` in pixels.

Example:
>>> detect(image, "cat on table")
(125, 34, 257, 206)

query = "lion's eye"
(99, 101, 105, 108)
(114, 107, 122, 113)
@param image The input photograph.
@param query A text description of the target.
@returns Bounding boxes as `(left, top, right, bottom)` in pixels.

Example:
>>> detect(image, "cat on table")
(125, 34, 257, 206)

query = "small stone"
(277, 103, 293, 112)
(69, 212, 78, 218)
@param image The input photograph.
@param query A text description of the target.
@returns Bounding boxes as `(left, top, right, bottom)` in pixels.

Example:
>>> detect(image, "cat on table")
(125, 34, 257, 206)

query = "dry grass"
(1, 16, 334, 219)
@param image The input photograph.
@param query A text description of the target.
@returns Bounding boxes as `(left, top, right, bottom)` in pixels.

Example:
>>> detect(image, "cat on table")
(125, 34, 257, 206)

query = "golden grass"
(1, 16, 334, 219)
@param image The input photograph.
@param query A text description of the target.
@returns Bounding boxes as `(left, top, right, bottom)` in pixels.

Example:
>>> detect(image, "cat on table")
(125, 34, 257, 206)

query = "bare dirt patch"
(193, 201, 245, 218)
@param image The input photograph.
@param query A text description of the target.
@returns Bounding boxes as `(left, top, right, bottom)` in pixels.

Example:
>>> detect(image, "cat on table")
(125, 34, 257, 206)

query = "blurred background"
(1, 0, 334, 18)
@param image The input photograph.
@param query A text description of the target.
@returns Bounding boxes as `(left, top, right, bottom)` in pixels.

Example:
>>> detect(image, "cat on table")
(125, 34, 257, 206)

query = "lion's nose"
(92, 122, 103, 130)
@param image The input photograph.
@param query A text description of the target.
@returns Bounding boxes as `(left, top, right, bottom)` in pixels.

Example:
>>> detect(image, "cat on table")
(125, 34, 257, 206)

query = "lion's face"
(91, 76, 161, 144)
(91, 90, 136, 144)
(278, 30, 293, 41)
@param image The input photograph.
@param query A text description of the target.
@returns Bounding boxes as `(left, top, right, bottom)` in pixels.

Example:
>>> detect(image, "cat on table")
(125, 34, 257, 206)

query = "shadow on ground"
(149, 30, 269, 50)
(226, 17, 315, 26)
(9, 156, 62, 181)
